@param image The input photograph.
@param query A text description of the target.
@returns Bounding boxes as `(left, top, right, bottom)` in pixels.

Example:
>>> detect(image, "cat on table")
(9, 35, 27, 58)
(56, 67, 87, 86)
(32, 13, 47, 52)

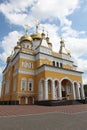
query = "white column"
(80, 84, 85, 99)
(76, 84, 81, 99)
(72, 83, 76, 100)
(38, 83, 43, 101)
(25, 97, 28, 104)
(44, 80, 48, 100)
(66, 86, 69, 100)
(58, 82, 62, 100)
(51, 81, 55, 100)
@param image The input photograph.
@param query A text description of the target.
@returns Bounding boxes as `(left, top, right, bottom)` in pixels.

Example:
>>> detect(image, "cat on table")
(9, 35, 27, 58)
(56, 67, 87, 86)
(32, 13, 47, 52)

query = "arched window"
(53, 61, 55, 66)
(29, 83, 32, 91)
(21, 78, 26, 91)
(57, 62, 59, 67)
(28, 79, 34, 91)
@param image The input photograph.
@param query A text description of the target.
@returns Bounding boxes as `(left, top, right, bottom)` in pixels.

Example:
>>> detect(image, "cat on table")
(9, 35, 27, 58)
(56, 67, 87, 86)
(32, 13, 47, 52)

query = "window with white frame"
(13, 79, 17, 91)
(28, 79, 33, 91)
(21, 78, 26, 91)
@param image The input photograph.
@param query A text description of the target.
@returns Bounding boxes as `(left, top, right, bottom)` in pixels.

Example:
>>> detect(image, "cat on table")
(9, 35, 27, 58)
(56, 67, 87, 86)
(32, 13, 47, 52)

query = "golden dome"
(31, 33, 42, 40)
(66, 49, 71, 55)
(14, 45, 21, 50)
(20, 34, 33, 43)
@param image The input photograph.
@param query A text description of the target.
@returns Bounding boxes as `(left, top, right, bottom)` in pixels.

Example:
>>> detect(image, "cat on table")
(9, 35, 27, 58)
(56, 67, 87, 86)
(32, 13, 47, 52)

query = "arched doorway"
(20, 97, 25, 105)
(28, 97, 34, 105)
(61, 79, 72, 100)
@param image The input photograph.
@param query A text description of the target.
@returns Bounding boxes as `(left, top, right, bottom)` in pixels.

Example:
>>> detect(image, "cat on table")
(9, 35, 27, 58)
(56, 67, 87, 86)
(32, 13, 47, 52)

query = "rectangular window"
(21, 80, 26, 91)
(28, 82, 33, 91)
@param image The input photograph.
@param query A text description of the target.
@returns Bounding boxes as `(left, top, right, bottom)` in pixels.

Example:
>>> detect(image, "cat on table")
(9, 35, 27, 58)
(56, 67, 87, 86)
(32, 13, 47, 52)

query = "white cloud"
(31, 0, 79, 20)
(64, 37, 87, 58)
(77, 59, 87, 73)
(0, 0, 80, 27)
(83, 75, 87, 84)
(0, 31, 22, 93)
(0, 31, 21, 62)
(0, 0, 35, 26)
(62, 26, 85, 37)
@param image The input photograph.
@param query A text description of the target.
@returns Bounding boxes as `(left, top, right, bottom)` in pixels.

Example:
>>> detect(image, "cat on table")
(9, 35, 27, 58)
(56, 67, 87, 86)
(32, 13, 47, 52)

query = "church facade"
(1, 23, 85, 105)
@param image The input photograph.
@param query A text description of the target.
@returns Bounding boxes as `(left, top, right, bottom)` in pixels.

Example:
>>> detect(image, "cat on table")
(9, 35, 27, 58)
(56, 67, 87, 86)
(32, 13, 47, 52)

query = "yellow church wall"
(63, 64, 74, 70)
(11, 94, 17, 101)
(45, 70, 82, 82)
(34, 71, 45, 100)
(1, 85, 5, 101)
(34, 59, 40, 69)
(2, 95, 10, 101)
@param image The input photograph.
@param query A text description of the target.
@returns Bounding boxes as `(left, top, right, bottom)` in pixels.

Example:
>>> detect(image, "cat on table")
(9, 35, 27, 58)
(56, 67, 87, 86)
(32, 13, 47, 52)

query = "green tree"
(84, 84, 87, 97)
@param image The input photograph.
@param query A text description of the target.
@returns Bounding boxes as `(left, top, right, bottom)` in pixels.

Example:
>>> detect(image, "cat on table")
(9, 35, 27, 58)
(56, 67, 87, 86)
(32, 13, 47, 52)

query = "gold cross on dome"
(46, 31, 49, 37)
(25, 24, 29, 34)
(60, 34, 64, 43)
(35, 19, 39, 33)
(35, 19, 39, 26)
(42, 26, 45, 33)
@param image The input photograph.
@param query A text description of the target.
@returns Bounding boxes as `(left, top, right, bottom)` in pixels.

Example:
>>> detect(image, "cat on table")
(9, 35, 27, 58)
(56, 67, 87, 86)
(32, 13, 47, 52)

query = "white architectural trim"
(53, 78, 60, 83)
(19, 53, 35, 61)
(60, 77, 72, 83)
(45, 66, 82, 76)
(35, 65, 82, 77)
(46, 77, 53, 81)
(18, 69, 34, 75)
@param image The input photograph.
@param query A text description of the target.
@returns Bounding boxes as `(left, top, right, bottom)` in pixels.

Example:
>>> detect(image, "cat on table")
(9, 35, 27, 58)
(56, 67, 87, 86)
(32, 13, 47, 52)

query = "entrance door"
(62, 91, 66, 99)
(28, 97, 33, 105)
(21, 97, 25, 105)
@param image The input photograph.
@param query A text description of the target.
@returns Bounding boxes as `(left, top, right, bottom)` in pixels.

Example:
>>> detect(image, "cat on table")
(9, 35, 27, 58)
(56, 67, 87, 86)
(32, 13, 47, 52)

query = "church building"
(1, 22, 85, 105)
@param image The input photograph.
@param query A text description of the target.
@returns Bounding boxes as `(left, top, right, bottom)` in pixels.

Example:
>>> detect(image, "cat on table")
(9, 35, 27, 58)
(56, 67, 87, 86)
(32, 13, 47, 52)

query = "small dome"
(31, 33, 42, 40)
(14, 45, 21, 50)
(60, 39, 64, 43)
(48, 42, 52, 46)
(66, 49, 71, 55)
(20, 34, 33, 43)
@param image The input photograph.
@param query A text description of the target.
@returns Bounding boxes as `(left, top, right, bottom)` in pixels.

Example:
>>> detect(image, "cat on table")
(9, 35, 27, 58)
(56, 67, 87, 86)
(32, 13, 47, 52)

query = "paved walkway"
(0, 105, 87, 130)
(0, 104, 87, 116)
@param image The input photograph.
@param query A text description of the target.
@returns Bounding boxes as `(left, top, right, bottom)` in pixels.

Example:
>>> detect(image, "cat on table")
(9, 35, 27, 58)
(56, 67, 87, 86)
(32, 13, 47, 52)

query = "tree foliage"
(84, 84, 87, 97)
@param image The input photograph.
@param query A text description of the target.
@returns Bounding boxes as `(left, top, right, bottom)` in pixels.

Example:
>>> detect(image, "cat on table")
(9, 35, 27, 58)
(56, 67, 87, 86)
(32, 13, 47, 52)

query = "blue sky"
(0, 0, 87, 93)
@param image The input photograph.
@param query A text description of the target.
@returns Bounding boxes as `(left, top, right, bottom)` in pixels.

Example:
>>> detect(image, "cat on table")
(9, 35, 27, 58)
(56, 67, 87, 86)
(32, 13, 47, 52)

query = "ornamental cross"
(42, 26, 45, 33)
(25, 24, 29, 34)
(35, 19, 39, 33)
